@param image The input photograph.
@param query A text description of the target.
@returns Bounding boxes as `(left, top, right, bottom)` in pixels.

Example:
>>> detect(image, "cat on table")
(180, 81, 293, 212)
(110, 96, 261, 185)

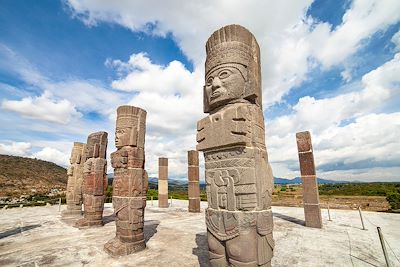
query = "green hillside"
(0, 154, 67, 197)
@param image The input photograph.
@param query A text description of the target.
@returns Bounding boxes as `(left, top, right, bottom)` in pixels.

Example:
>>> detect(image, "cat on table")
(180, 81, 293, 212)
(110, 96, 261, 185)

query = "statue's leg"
(207, 231, 228, 267)
(104, 197, 145, 256)
(226, 228, 258, 267)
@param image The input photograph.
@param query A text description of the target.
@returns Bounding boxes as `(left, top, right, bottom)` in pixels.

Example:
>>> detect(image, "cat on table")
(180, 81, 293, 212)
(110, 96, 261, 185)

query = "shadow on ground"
(103, 214, 116, 225)
(144, 220, 160, 242)
(273, 212, 305, 226)
(0, 224, 41, 239)
(193, 232, 211, 267)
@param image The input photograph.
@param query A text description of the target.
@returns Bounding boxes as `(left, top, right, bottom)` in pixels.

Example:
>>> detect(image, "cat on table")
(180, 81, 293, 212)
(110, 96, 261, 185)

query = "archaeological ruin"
(188, 150, 201, 212)
(158, 157, 169, 208)
(62, 142, 86, 217)
(296, 131, 323, 228)
(104, 105, 148, 256)
(75, 131, 108, 228)
(196, 24, 275, 266)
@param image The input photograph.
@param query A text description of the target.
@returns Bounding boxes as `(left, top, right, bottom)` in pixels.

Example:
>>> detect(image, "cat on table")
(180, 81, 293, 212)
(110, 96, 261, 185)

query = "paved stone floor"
(0, 200, 399, 266)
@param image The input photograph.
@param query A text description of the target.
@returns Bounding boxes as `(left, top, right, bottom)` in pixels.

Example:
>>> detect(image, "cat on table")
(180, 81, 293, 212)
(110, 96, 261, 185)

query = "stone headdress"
(116, 105, 146, 148)
(86, 131, 108, 159)
(204, 24, 262, 113)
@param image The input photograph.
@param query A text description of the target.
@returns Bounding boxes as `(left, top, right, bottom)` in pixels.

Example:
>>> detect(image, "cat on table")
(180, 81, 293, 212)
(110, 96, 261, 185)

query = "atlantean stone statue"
(158, 157, 169, 208)
(296, 131, 322, 228)
(188, 150, 200, 212)
(63, 142, 86, 217)
(197, 25, 274, 266)
(75, 131, 108, 228)
(104, 105, 148, 256)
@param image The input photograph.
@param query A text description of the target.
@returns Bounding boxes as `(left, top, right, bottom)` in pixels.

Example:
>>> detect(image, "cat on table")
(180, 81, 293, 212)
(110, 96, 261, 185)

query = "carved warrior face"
(205, 63, 247, 110)
(86, 131, 108, 159)
(204, 24, 262, 113)
(115, 105, 146, 148)
(69, 142, 85, 164)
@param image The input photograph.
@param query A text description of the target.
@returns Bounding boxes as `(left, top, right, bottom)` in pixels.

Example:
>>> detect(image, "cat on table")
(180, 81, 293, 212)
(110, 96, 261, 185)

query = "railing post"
(327, 205, 332, 221)
(377, 227, 391, 267)
(358, 206, 366, 230)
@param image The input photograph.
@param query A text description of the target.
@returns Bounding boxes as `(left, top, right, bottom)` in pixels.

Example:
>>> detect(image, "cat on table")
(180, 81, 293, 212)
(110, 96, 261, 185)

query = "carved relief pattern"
(104, 105, 148, 256)
(75, 131, 108, 228)
(63, 142, 86, 217)
(197, 25, 274, 267)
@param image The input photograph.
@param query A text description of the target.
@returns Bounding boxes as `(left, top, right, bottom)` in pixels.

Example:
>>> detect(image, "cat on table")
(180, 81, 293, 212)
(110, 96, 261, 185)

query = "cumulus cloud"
(392, 30, 400, 51)
(312, 0, 400, 68)
(0, 141, 70, 168)
(31, 147, 70, 167)
(66, 0, 400, 108)
(267, 53, 400, 180)
(0, 142, 32, 156)
(105, 52, 204, 177)
(1, 91, 82, 124)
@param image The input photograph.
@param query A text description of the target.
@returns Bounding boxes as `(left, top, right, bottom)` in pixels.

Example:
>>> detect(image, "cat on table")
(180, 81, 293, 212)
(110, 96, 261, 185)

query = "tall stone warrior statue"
(104, 105, 148, 256)
(63, 142, 86, 217)
(197, 25, 274, 267)
(75, 131, 108, 228)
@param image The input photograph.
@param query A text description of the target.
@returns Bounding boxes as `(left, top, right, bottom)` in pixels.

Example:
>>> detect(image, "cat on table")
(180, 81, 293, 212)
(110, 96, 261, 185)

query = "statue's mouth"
(211, 89, 222, 100)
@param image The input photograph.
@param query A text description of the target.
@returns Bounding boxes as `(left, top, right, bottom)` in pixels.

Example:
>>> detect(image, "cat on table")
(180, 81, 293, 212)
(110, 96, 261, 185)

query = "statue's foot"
(74, 218, 103, 229)
(104, 237, 146, 256)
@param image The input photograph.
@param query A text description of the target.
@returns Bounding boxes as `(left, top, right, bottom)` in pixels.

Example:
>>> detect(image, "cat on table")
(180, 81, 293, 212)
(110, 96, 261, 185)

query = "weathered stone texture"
(197, 24, 274, 267)
(104, 105, 148, 256)
(75, 132, 108, 228)
(63, 142, 86, 217)
(188, 150, 200, 213)
(158, 157, 169, 208)
(296, 131, 322, 229)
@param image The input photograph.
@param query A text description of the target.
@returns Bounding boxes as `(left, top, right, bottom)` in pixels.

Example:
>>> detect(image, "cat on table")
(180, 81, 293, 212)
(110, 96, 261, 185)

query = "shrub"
(386, 193, 400, 210)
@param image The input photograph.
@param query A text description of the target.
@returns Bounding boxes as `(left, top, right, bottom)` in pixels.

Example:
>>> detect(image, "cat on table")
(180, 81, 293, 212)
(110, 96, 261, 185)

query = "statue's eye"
(219, 70, 231, 79)
(206, 77, 213, 86)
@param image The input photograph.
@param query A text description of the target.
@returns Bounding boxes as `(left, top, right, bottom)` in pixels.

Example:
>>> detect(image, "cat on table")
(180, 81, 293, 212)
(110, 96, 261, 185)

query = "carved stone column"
(296, 131, 322, 228)
(158, 157, 169, 208)
(197, 25, 274, 267)
(104, 105, 148, 256)
(63, 142, 86, 217)
(188, 150, 200, 212)
(75, 131, 108, 228)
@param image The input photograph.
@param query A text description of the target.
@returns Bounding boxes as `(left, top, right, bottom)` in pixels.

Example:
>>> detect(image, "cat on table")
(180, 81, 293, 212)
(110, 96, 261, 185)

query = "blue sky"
(0, 0, 399, 182)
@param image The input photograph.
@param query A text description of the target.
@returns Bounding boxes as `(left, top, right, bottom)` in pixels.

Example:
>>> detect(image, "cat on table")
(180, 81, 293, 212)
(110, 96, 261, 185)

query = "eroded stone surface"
(104, 105, 148, 256)
(296, 131, 322, 229)
(75, 131, 108, 228)
(62, 142, 86, 218)
(188, 150, 200, 213)
(197, 24, 274, 267)
(158, 158, 169, 208)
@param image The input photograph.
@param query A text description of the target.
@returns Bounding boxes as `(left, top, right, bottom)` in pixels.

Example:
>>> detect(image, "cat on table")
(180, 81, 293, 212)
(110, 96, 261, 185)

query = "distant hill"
(0, 154, 67, 197)
(274, 177, 353, 185)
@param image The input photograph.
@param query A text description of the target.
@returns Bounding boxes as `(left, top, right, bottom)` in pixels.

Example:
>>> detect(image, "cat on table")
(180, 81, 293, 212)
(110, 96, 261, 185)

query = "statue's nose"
(212, 77, 222, 89)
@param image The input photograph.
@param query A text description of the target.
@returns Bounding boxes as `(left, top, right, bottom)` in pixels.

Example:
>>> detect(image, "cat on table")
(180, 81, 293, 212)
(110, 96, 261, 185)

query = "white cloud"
(392, 30, 400, 51)
(1, 91, 82, 124)
(106, 53, 204, 178)
(311, 0, 400, 68)
(0, 142, 32, 156)
(66, 0, 400, 109)
(267, 53, 400, 181)
(31, 147, 70, 167)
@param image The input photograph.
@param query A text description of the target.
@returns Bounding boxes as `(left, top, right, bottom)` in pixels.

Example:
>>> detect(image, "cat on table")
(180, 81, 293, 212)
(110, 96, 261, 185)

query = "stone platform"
(0, 200, 399, 266)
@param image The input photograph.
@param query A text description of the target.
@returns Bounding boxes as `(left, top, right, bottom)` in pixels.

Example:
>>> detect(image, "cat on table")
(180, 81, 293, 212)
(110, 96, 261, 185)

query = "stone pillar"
(158, 157, 168, 208)
(75, 131, 108, 228)
(188, 150, 200, 212)
(296, 131, 322, 228)
(63, 142, 86, 217)
(197, 25, 274, 267)
(104, 105, 148, 256)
